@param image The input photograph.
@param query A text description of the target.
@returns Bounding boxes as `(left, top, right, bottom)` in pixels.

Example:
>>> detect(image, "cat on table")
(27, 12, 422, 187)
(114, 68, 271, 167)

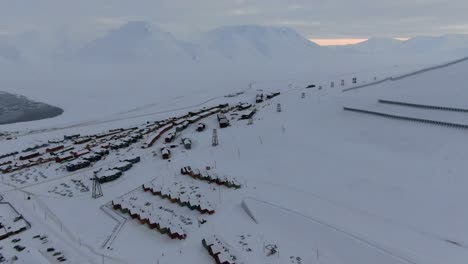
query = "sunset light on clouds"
(311, 38, 410, 46)
(310, 39, 368, 46)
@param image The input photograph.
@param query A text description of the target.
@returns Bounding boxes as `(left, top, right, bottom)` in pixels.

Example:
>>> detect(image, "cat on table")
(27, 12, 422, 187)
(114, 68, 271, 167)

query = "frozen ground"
(2, 54, 468, 263)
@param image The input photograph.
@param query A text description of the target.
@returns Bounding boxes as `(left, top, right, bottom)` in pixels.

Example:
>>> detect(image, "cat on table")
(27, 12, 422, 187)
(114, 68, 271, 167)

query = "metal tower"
(92, 175, 103, 199)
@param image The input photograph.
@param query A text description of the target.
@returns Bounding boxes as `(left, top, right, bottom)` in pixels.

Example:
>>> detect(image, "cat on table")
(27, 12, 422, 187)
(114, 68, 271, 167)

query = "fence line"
(343, 56, 468, 92)
(343, 107, 468, 129)
(378, 99, 468, 113)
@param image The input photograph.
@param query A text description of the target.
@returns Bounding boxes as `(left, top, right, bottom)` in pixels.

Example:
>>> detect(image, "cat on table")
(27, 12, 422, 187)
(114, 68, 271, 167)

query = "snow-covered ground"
(2, 26, 468, 263)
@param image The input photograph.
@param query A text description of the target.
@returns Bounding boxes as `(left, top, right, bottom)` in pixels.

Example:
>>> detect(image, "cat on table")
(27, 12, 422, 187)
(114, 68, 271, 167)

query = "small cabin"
(19, 152, 41, 161)
(72, 149, 91, 158)
(165, 132, 176, 143)
(55, 154, 75, 163)
(46, 145, 64, 153)
(82, 153, 102, 163)
(123, 156, 141, 164)
(66, 160, 90, 172)
(110, 161, 133, 172)
(219, 118, 229, 128)
(216, 113, 227, 121)
(255, 94, 264, 103)
(196, 123, 206, 132)
(240, 109, 257, 120)
(110, 141, 129, 150)
(180, 166, 193, 175)
(93, 148, 109, 156)
(96, 169, 122, 183)
(237, 103, 252, 111)
(64, 134, 80, 140)
(266, 92, 280, 99)
(121, 136, 138, 144)
(161, 148, 171, 160)
(182, 138, 192, 150)
(73, 137, 92, 145)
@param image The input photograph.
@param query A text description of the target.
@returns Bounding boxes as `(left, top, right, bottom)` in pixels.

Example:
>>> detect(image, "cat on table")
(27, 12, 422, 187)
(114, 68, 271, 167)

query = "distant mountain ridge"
(333, 35, 468, 56)
(200, 25, 320, 60)
(77, 21, 194, 63)
(2, 21, 468, 65)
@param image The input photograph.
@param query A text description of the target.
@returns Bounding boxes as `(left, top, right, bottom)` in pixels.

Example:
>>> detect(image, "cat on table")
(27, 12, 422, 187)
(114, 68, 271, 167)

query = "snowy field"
(2, 49, 468, 263)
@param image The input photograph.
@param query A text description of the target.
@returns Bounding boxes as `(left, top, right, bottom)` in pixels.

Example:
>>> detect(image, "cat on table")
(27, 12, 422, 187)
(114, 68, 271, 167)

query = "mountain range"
(1, 21, 468, 67)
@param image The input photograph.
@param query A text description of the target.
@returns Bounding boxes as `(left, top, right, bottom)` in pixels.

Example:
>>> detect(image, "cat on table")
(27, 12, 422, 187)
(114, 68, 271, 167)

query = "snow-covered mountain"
(332, 34, 468, 57)
(77, 21, 194, 63)
(343, 37, 404, 53)
(400, 34, 468, 55)
(199, 25, 320, 61)
(2, 23, 468, 67)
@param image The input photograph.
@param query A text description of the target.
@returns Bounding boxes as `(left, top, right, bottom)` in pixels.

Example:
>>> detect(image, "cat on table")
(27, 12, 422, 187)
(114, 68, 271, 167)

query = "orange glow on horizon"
(311, 38, 410, 46)
(310, 38, 368, 46)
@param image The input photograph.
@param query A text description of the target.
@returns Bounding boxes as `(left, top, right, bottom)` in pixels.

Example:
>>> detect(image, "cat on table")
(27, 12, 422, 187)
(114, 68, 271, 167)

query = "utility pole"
(277, 103, 282, 112)
(212, 129, 218, 147)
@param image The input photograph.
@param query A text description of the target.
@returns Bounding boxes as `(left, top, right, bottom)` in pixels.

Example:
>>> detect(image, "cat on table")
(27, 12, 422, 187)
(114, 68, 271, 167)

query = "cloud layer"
(1, 0, 467, 39)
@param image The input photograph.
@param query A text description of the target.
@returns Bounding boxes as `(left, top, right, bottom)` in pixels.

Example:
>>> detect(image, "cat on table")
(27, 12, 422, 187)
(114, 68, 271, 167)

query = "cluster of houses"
(112, 196, 188, 240)
(202, 235, 237, 264)
(65, 148, 113, 172)
(1, 124, 143, 174)
(142, 181, 215, 215)
(142, 123, 175, 149)
(143, 103, 228, 149)
(93, 157, 140, 183)
(0, 102, 231, 176)
(181, 166, 242, 189)
(2, 91, 283, 176)
(2, 154, 56, 174)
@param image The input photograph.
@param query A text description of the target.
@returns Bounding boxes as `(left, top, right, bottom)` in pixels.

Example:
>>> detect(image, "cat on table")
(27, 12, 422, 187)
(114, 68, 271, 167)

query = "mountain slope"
(77, 21, 194, 63)
(199, 25, 320, 61)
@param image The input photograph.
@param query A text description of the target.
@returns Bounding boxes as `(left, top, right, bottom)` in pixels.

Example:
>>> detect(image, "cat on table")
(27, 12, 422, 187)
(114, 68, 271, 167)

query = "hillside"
(200, 25, 320, 61)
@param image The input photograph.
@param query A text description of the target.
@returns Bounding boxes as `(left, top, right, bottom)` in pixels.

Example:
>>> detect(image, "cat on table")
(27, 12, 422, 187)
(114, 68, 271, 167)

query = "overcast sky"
(1, 0, 468, 40)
